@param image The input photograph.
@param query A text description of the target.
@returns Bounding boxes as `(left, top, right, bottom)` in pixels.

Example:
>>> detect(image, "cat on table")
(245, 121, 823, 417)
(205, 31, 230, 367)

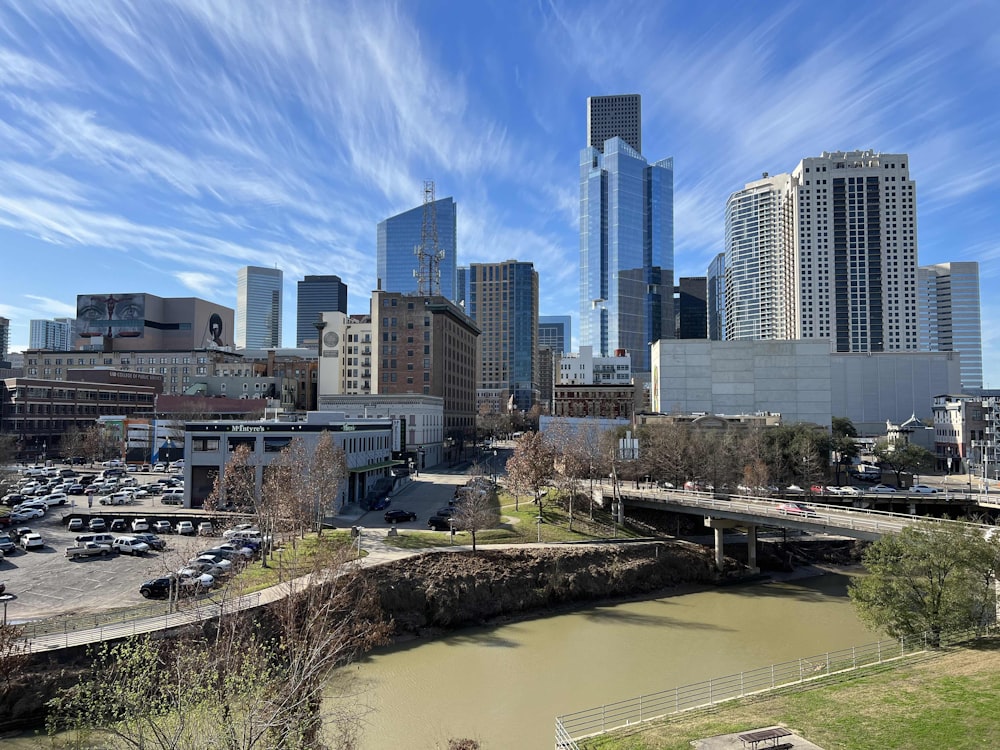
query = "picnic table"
(738, 726, 793, 749)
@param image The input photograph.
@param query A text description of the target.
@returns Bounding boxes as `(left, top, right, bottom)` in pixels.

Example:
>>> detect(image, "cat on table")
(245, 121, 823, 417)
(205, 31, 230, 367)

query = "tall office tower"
(919, 262, 983, 390)
(580, 135, 674, 373)
(466, 261, 540, 411)
(376, 196, 458, 301)
(587, 94, 641, 154)
(29, 318, 73, 350)
(724, 174, 797, 341)
(456, 266, 470, 309)
(707, 252, 726, 341)
(794, 151, 917, 352)
(0, 316, 9, 361)
(675, 278, 708, 339)
(296, 275, 347, 348)
(538, 315, 572, 354)
(236, 266, 283, 349)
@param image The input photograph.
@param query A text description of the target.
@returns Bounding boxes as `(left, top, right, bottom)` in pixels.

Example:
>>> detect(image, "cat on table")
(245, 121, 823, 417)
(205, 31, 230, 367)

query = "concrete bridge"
(594, 483, 989, 572)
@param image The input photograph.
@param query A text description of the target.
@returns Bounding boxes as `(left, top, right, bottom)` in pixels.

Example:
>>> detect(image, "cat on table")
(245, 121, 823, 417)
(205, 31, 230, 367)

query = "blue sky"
(0, 1, 997, 381)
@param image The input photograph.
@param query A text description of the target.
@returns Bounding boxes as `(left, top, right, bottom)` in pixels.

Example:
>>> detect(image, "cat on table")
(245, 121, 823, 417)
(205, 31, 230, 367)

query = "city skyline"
(0, 2, 996, 382)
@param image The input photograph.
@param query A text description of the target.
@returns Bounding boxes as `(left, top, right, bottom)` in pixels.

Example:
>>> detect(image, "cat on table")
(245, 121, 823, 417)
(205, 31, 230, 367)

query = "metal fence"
(20, 592, 264, 652)
(554, 627, 990, 748)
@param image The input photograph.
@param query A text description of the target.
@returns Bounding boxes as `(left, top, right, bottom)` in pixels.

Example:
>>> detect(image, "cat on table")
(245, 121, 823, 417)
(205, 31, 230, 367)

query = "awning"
(348, 460, 404, 474)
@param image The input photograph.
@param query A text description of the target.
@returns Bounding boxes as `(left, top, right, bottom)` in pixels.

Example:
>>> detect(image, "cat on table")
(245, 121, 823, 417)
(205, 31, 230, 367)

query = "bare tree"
(48, 542, 392, 749)
(59, 425, 86, 462)
(310, 431, 347, 537)
(452, 483, 500, 553)
(504, 431, 555, 514)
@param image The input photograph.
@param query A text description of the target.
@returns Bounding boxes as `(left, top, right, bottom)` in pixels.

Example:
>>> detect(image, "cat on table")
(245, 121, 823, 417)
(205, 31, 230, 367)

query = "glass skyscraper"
(376, 197, 458, 302)
(706, 252, 726, 341)
(579, 137, 674, 373)
(236, 266, 283, 349)
(296, 275, 347, 348)
(466, 261, 539, 410)
(919, 262, 983, 390)
(538, 315, 571, 354)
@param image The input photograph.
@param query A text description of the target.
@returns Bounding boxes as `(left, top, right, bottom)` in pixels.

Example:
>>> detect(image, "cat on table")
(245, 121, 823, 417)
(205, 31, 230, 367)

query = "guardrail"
(554, 627, 990, 748)
(21, 591, 264, 652)
(601, 484, 992, 539)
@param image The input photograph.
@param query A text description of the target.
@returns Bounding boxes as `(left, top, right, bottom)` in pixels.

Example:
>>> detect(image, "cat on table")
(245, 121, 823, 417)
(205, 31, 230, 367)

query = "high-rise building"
(707, 253, 726, 341)
(724, 174, 797, 341)
(370, 290, 479, 448)
(675, 278, 708, 339)
(236, 266, 283, 349)
(587, 94, 641, 154)
(538, 315, 572, 354)
(919, 262, 983, 390)
(724, 151, 919, 354)
(0, 316, 9, 363)
(580, 130, 674, 373)
(795, 151, 918, 352)
(466, 261, 540, 411)
(296, 275, 347, 349)
(376, 197, 458, 302)
(29, 318, 73, 350)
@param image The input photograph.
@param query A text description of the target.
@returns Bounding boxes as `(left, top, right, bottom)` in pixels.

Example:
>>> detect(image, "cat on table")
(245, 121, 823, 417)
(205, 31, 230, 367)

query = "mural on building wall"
(77, 293, 146, 338)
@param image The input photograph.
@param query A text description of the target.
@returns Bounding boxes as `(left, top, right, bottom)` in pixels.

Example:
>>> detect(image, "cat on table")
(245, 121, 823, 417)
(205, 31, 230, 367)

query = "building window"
(192, 437, 220, 451)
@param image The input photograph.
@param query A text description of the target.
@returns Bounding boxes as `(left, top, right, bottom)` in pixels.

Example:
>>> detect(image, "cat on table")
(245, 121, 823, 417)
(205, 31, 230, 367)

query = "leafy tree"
(873, 440, 935, 487)
(48, 541, 392, 748)
(832, 416, 859, 439)
(849, 521, 1000, 646)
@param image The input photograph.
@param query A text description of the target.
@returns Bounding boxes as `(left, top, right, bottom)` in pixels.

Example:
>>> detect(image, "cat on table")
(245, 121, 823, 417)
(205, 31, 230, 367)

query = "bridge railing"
(554, 627, 990, 748)
(602, 484, 991, 537)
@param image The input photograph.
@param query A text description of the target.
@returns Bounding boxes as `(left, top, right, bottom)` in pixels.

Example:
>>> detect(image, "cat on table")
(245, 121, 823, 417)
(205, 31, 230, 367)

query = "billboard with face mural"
(77, 293, 146, 339)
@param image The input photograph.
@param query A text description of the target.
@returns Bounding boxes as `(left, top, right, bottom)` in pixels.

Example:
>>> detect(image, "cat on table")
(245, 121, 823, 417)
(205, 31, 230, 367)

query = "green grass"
(578, 639, 1000, 750)
(216, 531, 358, 594)
(382, 488, 642, 549)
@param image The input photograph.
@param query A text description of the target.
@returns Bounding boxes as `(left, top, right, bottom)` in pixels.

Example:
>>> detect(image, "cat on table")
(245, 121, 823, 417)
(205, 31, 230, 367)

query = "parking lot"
(1, 463, 492, 623)
(0, 466, 245, 622)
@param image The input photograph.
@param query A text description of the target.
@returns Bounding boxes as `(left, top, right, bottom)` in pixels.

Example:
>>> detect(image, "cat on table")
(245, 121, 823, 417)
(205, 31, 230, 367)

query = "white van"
(161, 488, 185, 505)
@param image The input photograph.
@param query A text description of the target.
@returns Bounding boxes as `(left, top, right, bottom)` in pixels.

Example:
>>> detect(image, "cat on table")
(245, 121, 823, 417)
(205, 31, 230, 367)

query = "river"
(340, 568, 875, 749)
(6, 568, 875, 749)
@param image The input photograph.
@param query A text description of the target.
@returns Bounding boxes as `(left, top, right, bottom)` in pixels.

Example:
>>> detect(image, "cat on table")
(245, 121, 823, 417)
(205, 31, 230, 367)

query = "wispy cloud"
(22, 294, 77, 317)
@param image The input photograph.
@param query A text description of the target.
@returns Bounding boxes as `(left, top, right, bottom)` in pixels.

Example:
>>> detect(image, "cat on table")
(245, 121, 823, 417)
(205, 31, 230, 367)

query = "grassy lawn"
(383, 488, 642, 549)
(228, 530, 358, 593)
(579, 639, 1000, 750)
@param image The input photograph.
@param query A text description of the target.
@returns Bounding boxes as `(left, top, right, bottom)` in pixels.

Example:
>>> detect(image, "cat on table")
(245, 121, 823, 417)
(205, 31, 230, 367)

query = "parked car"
(384, 509, 417, 524)
(89, 518, 108, 532)
(161, 489, 185, 505)
(112, 537, 150, 556)
(870, 484, 898, 493)
(211, 542, 255, 559)
(98, 491, 132, 506)
(175, 568, 213, 588)
(131, 518, 150, 532)
(20, 532, 44, 550)
(14, 505, 45, 520)
(776, 502, 818, 517)
(10, 527, 34, 543)
(109, 519, 128, 532)
(201, 548, 245, 564)
(197, 522, 214, 536)
(67, 484, 84, 495)
(169, 460, 185, 472)
(222, 523, 258, 539)
(67, 518, 85, 532)
(0, 533, 16, 554)
(75, 533, 116, 546)
(132, 533, 167, 551)
(784, 485, 805, 494)
(175, 521, 195, 535)
(909, 484, 941, 494)
(427, 514, 454, 531)
(153, 520, 172, 534)
(152, 463, 168, 473)
(139, 576, 178, 599)
(196, 552, 237, 570)
(65, 542, 113, 559)
(187, 558, 230, 578)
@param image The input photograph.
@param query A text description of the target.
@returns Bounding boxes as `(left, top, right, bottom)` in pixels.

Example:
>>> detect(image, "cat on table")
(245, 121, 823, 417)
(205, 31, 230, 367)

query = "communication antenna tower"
(414, 179, 444, 295)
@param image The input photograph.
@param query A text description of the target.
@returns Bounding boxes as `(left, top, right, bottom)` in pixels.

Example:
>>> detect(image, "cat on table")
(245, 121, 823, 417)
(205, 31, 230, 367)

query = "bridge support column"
(705, 517, 738, 572)
(746, 524, 759, 575)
